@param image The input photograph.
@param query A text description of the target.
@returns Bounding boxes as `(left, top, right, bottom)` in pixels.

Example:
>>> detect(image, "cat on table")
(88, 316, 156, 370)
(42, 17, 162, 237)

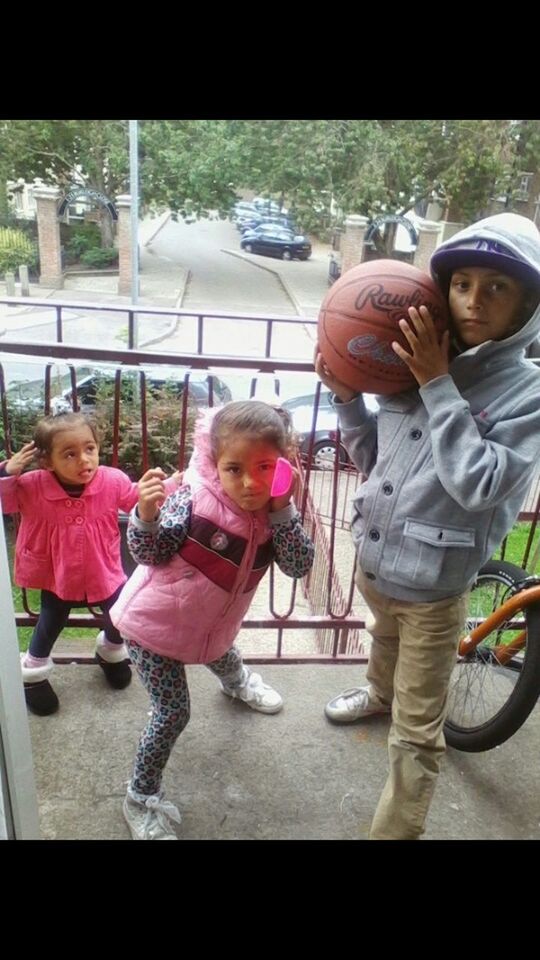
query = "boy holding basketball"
(315, 213, 540, 840)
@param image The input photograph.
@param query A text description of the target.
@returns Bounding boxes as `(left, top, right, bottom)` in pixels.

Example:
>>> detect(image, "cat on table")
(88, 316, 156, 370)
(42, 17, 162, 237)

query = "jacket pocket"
(389, 518, 476, 590)
(21, 546, 50, 565)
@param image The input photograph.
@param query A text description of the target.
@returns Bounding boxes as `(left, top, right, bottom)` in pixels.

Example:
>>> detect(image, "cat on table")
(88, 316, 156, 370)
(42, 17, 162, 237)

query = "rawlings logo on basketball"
(317, 260, 449, 396)
(347, 334, 406, 367)
(354, 283, 443, 324)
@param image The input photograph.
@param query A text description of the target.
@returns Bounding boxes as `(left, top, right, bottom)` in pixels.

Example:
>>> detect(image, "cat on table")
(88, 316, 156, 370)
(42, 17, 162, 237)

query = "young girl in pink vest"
(0, 412, 177, 716)
(111, 400, 315, 841)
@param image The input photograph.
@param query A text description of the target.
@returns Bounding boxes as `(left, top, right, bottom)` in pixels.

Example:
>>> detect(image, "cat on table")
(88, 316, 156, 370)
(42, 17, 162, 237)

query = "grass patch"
(493, 521, 540, 571)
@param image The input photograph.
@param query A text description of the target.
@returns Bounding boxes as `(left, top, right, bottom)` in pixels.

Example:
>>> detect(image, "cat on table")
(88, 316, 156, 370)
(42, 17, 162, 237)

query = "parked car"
(50, 364, 232, 414)
(282, 390, 378, 469)
(231, 201, 257, 217)
(240, 225, 311, 261)
(238, 214, 296, 234)
(231, 205, 259, 228)
(252, 197, 285, 215)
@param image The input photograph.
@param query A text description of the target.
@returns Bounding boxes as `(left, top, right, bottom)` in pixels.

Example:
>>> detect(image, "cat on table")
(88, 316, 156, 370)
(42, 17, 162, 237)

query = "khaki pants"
(356, 570, 469, 840)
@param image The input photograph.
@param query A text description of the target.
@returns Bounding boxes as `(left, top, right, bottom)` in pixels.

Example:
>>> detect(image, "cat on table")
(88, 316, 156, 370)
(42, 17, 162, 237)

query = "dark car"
(238, 214, 296, 234)
(50, 364, 232, 414)
(240, 225, 311, 261)
(231, 201, 258, 217)
(231, 204, 259, 228)
(252, 197, 286, 215)
(282, 390, 379, 469)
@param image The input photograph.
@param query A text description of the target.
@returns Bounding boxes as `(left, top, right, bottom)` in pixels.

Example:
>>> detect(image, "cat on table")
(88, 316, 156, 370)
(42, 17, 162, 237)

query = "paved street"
(0, 214, 330, 402)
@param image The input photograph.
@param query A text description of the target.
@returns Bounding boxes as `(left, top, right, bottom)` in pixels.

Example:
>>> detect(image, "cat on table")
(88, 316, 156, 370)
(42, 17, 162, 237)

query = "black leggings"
(29, 585, 124, 659)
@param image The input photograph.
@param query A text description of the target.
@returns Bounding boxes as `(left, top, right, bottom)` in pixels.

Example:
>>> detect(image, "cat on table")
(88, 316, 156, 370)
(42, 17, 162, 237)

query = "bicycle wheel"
(445, 560, 540, 752)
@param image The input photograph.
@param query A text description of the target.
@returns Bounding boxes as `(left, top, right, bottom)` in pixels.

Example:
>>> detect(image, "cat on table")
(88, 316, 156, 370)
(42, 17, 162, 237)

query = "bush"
(2, 380, 197, 481)
(1, 402, 43, 462)
(0, 227, 38, 276)
(0, 214, 38, 241)
(80, 246, 118, 269)
(92, 377, 197, 479)
(61, 222, 101, 263)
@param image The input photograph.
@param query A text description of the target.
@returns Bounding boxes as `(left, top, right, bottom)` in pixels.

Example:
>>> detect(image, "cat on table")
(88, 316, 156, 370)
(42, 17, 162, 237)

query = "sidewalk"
(223, 237, 331, 318)
(28, 661, 540, 840)
(0, 212, 329, 322)
(0, 212, 190, 355)
(0, 211, 183, 315)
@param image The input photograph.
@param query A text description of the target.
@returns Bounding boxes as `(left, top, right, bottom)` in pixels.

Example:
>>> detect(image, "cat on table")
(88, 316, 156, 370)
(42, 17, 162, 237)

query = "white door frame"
(0, 511, 40, 840)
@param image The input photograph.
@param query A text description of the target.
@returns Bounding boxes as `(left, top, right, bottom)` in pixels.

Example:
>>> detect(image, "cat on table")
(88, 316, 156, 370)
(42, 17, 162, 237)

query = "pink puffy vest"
(110, 480, 273, 664)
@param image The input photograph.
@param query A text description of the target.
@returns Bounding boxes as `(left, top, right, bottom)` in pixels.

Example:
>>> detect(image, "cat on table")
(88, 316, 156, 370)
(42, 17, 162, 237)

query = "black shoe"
(24, 680, 59, 716)
(96, 652, 132, 689)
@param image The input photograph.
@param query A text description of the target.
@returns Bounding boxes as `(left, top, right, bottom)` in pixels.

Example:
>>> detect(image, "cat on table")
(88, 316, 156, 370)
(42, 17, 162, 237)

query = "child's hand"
(392, 306, 450, 386)
(4, 441, 36, 476)
(314, 346, 357, 403)
(270, 464, 299, 513)
(138, 467, 167, 522)
(171, 470, 184, 485)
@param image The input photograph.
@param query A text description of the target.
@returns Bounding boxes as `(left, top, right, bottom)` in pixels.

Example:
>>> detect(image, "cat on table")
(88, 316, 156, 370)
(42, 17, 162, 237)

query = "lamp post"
(129, 120, 139, 345)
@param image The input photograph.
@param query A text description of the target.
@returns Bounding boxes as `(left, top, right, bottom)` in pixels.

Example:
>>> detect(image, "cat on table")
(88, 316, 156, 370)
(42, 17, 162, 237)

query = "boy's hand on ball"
(314, 347, 357, 403)
(392, 306, 450, 387)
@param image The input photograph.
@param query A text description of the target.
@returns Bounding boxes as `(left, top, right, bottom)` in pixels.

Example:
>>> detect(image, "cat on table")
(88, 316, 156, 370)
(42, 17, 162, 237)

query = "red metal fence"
(1, 296, 538, 662)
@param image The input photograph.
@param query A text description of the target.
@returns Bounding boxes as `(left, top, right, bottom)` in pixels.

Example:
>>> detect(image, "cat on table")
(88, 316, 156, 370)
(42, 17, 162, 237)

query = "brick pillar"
(341, 215, 370, 275)
(116, 193, 133, 297)
(33, 185, 63, 288)
(413, 220, 442, 273)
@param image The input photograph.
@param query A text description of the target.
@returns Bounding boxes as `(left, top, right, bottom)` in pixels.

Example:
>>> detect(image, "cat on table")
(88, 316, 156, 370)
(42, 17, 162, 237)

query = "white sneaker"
(325, 685, 391, 723)
(123, 790, 182, 840)
(221, 670, 283, 715)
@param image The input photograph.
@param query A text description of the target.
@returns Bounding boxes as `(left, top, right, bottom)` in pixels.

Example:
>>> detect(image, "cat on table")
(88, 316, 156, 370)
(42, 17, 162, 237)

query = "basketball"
(318, 259, 449, 395)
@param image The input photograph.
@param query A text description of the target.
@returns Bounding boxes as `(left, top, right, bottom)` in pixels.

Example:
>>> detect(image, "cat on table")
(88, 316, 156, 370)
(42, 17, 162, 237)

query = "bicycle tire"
(445, 560, 540, 752)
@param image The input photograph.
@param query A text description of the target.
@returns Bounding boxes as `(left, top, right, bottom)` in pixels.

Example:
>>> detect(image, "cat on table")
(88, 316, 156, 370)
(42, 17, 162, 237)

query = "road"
(150, 216, 296, 315)
(0, 217, 327, 402)
(142, 217, 324, 400)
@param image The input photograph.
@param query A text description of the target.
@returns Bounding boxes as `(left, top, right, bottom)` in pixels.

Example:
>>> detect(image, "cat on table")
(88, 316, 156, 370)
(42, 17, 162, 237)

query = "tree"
(225, 120, 515, 250)
(1, 120, 536, 256)
(506, 119, 540, 205)
(0, 119, 244, 240)
(517, 120, 540, 167)
(139, 119, 242, 219)
(228, 120, 531, 249)
(0, 120, 129, 246)
(225, 119, 380, 232)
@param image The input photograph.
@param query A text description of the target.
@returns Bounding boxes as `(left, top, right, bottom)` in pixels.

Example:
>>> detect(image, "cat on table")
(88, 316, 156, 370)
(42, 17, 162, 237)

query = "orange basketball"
(318, 260, 449, 395)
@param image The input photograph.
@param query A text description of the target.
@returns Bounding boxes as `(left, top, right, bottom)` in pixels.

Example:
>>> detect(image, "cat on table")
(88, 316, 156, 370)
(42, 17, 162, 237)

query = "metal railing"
(0, 297, 369, 663)
(0, 295, 319, 356)
(1, 296, 539, 662)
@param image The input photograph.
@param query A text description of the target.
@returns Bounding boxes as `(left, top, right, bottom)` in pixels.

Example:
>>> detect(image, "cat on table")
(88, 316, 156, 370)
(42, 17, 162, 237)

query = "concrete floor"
(27, 662, 540, 841)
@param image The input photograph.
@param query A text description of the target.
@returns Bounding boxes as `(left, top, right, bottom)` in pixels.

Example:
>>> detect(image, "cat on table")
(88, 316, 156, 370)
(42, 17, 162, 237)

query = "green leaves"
(0, 226, 38, 274)
(1, 119, 536, 241)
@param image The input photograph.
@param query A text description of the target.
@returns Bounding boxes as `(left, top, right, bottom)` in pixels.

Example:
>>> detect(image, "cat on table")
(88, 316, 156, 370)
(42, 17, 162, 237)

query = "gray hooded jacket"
(335, 213, 540, 602)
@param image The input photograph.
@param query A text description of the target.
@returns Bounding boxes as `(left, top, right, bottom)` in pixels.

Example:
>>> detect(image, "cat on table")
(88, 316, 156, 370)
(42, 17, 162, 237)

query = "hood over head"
(183, 407, 220, 485)
(431, 213, 540, 356)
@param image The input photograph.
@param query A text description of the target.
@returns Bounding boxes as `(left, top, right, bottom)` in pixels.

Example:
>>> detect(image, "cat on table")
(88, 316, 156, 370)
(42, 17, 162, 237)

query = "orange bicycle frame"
(458, 583, 540, 665)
